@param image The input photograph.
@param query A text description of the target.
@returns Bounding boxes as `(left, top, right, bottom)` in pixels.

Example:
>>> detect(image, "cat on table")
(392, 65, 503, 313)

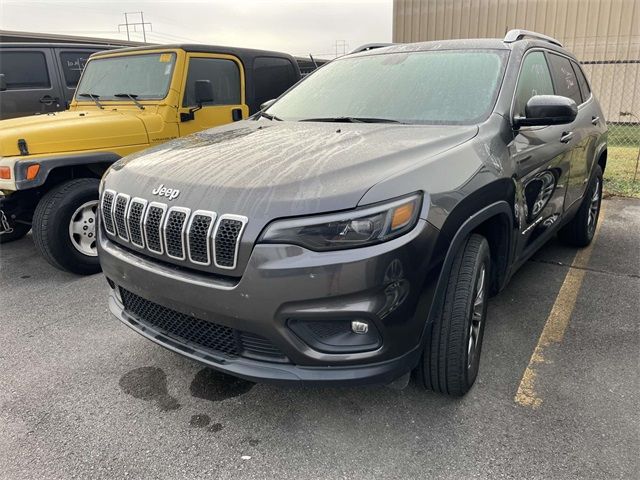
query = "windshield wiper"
(256, 111, 282, 121)
(114, 93, 145, 110)
(298, 117, 405, 124)
(77, 93, 104, 109)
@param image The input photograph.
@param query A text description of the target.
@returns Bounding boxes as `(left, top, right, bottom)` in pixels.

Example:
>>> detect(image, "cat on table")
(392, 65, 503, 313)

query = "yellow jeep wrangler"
(0, 44, 303, 274)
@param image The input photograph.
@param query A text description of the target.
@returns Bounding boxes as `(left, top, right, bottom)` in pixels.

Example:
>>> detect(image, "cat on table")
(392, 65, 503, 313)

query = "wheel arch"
(14, 152, 120, 191)
(597, 147, 607, 173)
(423, 193, 515, 337)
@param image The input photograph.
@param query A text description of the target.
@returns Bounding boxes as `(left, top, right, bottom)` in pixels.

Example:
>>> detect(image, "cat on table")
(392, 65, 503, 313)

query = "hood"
(107, 120, 478, 223)
(0, 110, 149, 157)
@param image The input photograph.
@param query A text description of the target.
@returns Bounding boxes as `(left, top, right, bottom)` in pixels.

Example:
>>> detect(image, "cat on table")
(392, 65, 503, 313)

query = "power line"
(118, 11, 152, 42)
(145, 30, 202, 44)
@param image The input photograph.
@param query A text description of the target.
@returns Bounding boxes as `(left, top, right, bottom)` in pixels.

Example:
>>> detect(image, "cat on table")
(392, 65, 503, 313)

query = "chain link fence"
(581, 59, 640, 194)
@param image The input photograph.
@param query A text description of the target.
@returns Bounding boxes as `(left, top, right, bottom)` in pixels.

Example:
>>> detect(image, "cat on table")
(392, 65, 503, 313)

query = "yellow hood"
(0, 110, 150, 157)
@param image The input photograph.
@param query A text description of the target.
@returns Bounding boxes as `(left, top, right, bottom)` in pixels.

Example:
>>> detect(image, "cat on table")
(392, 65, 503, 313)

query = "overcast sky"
(0, 0, 393, 58)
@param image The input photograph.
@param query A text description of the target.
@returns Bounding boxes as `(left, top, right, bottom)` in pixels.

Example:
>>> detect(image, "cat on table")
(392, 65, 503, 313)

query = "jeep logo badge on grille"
(152, 184, 180, 200)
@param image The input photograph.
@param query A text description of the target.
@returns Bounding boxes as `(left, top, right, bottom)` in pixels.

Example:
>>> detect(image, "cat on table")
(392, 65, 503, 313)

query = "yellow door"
(178, 53, 249, 136)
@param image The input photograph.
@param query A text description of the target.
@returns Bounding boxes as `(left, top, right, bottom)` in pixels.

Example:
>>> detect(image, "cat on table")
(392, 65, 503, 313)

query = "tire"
(0, 222, 30, 244)
(32, 178, 101, 275)
(416, 234, 491, 396)
(558, 165, 603, 247)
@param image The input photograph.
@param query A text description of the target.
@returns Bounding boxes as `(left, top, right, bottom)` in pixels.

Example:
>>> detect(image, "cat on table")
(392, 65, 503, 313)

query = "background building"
(392, 0, 639, 128)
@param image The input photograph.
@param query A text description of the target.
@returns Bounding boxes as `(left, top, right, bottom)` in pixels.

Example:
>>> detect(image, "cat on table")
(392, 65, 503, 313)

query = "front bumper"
(100, 219, 441, 385)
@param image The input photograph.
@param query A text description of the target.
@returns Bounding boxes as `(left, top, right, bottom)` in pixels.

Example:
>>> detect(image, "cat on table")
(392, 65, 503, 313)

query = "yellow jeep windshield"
(75, 52, 176, 101)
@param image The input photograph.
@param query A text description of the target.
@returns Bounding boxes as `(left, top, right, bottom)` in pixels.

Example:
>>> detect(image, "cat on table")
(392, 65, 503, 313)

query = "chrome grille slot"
(101, 190, 116, 235)
(187, 211, 216, 265)
(214, 214, 248, 269)
(127, 198, 147, 248)
(164, 207, 189, 260)
(144, 203, 167, 254)
(114, 194, 130, 241)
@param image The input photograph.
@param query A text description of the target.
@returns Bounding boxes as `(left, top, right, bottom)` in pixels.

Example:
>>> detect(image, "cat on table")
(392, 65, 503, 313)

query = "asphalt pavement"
(0, 197, 638, 480)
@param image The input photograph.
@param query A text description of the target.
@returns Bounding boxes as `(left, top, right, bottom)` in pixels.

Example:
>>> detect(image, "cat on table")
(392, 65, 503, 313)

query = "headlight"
(259, 193, 422, 251)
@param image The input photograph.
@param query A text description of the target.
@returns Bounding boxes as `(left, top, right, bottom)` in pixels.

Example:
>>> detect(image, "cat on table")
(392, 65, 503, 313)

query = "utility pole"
(118, 12, 152, 43)
(334, 40, 348, 57)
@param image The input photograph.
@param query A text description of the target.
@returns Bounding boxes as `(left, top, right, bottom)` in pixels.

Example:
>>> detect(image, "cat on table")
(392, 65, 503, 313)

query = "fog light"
(288, 319, 381, 353)
(351, 320, 369, 334)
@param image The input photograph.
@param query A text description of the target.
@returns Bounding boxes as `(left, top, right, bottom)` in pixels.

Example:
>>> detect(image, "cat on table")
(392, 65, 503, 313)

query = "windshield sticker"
(159, 53, 172, 63)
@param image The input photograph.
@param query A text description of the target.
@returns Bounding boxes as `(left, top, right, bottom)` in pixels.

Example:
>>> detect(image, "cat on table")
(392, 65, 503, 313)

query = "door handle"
(39, 95, 59, 105)
(560, 131, 574, 143)
(591, 116, 600, 125)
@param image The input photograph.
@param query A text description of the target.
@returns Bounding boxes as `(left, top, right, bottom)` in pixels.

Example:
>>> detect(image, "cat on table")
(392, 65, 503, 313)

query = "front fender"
(13, 152, 120, 190)
(421, 199, 515, 344)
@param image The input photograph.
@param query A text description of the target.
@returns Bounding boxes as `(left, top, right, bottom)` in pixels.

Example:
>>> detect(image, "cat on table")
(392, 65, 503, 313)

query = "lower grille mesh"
(239, 332, 287, 358)
(120, 288, 287, 361)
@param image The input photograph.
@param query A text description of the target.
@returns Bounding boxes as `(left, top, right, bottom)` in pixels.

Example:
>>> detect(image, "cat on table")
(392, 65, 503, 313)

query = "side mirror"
(260, 99, 276, 110)
(194, 79, 214, 105)
(181, 80, 214, 122)
(0, 74, 7, 92)
(514, 95, 577, 128)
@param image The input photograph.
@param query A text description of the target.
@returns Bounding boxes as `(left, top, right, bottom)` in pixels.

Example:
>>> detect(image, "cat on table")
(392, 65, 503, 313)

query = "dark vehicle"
(0, 43, 117, 119)
(98, 30, 606, 396)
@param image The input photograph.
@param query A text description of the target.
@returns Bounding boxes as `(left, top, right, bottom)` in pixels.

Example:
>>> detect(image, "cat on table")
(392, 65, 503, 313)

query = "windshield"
(266, 50, 508, 124)
(75, 52, 176, 101)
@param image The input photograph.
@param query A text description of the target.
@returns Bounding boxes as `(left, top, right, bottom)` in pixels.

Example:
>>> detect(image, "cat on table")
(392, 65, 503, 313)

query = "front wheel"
(32, 178, 101, 275)
(416, 234, 490, 396)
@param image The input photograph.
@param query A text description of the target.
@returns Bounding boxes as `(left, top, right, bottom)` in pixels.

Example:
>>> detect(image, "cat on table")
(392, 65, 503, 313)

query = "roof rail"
(349, 43, 394, 54)
(503, 29, 563, 47)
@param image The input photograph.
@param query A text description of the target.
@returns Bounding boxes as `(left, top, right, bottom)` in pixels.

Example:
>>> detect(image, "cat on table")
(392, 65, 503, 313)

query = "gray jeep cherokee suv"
(98, 30, 607, 396)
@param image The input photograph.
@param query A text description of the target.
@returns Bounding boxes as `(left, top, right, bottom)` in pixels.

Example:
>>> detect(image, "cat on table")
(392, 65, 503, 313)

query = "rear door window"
(183, 57, 241, 107)
(0, 51, 50, 89)
(59, 50, 99, 88)
(513, 51, 554, 117)
(253, 56, 297, 107)
(547, 53, 582, 105)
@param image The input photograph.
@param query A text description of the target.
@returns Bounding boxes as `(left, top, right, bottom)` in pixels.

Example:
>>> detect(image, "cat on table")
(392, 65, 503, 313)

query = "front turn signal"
(0, 166, 10, 180)
(391, 202, 416, 231)
(26, 164, 40, 180)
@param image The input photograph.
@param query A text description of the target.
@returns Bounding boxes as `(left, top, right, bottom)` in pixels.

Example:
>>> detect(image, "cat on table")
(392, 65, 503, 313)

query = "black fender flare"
(422, 200, 514, 341)
(592, 140, 607, 173)
(14, 152, 121, 190)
